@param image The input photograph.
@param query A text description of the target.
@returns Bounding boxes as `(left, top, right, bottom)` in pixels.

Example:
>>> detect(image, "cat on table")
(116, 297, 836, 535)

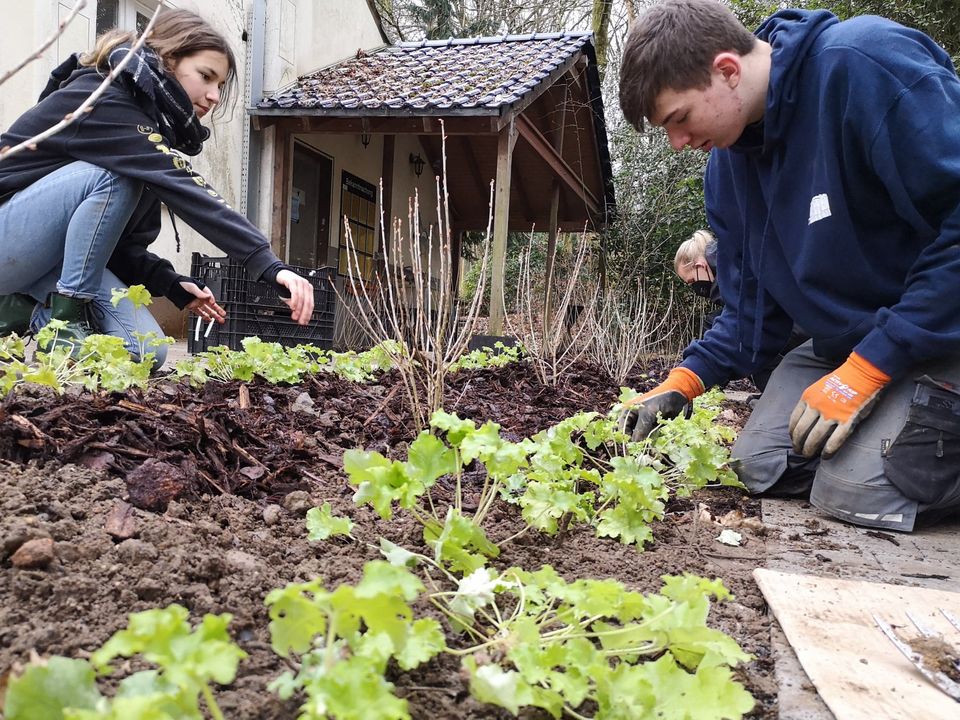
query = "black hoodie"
(0, 56, 284, 308)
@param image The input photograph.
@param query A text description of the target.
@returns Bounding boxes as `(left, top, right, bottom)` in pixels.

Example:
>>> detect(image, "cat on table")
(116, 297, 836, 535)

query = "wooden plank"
(487, 118, 517, 336)
(380, 135, 395, 256)
(753, 568, 960, 720)
(255, 115, 499, 135)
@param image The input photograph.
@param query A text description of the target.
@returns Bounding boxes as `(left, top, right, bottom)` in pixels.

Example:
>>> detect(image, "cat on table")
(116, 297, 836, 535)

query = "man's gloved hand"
(788, 352, 891, 458)
(618, 368, 705, 442)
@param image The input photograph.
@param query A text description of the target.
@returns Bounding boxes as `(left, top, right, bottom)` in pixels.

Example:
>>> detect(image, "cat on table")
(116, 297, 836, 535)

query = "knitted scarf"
(45, 43, 210, 156)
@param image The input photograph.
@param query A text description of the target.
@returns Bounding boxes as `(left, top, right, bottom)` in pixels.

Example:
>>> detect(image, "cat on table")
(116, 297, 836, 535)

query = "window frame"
(95, 0, 161, 35)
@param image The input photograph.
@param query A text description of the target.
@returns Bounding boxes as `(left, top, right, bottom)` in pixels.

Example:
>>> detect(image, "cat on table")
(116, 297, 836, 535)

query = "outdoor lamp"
(409, 153, 425, 177)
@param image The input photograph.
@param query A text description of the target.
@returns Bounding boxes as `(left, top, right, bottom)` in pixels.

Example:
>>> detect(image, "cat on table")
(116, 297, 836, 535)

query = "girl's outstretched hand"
(180, 280, 227, 324)
(276, 269, 315, 325)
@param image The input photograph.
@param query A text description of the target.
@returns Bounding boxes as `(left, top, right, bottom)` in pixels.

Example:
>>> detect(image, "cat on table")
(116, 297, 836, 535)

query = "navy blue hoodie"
(0, 58, 284, 308)
(681, 10, 960, 389)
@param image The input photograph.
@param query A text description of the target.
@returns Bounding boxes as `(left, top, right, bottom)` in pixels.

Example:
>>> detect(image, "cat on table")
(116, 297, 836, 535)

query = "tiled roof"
(257, 32, 592, 113)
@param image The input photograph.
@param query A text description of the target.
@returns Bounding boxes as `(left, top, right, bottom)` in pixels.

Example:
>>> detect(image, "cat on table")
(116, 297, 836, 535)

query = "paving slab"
(760, 498, 960, 718)
(166, 339, 190, 366)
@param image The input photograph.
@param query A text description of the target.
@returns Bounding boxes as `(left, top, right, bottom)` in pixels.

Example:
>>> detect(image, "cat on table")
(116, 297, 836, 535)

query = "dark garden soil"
(0, 359, 777, 719)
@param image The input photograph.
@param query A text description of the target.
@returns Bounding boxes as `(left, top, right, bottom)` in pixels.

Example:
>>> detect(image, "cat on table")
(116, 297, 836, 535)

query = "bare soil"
(0, 360, 776, 718)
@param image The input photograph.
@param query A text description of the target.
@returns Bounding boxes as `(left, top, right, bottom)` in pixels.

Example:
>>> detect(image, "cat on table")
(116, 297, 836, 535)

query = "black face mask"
(688, 266, 713, 299)
(690, 280, 713, 299)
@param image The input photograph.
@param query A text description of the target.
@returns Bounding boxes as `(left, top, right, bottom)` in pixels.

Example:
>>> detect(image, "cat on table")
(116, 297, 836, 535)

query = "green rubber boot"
(42, 294, 95, 356)
(0, 293, 36, 337)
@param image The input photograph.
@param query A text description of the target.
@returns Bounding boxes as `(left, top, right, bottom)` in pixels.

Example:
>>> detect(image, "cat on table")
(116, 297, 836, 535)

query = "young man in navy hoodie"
(618, 0, 960, 531)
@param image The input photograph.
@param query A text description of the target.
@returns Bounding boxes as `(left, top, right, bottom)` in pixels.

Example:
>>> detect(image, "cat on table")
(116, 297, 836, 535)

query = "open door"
(288, 142, 332, 267)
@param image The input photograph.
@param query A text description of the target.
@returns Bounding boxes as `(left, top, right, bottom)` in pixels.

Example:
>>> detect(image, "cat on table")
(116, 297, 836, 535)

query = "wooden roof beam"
(251, 114, 500, 135)
(515, 113, 599, 215)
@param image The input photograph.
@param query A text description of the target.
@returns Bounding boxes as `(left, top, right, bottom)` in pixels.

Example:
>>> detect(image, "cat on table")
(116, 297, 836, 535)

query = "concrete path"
(761, 498, 960, 718)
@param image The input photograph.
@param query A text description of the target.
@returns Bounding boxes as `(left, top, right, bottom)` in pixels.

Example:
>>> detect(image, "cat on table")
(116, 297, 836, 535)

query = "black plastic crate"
(187, 254, 337, 353)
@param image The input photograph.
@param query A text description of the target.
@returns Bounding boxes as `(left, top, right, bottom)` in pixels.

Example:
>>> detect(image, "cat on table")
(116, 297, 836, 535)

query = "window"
(339, 172, 378, 280)
(96, 0, 159, 35)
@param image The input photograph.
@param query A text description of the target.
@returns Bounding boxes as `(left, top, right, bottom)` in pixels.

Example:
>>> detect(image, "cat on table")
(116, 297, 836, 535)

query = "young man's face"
(651, 69, 748, 152)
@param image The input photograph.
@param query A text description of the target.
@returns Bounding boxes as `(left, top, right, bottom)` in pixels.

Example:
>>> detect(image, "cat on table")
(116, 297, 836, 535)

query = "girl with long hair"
(0, 9, 314, 365)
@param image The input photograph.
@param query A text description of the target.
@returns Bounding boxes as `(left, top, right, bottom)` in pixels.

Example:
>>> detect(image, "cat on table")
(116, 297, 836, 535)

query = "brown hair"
(80, 9, 238, 117)
(619, 0, 756, 131)
(674, 229, 715, 273)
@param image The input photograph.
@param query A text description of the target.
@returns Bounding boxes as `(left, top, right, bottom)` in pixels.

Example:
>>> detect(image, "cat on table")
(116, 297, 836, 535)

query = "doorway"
(288, 142, 332, 268)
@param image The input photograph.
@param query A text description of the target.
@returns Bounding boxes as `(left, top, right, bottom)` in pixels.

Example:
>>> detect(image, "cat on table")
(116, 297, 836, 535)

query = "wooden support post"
(543, 86, 568, 337)
(380, 135, 395, 256)
(270, 123, 292, 260)
(450, 230, 463, 297)
(488, 118, 517, 336)
(543, 183, 561, 336)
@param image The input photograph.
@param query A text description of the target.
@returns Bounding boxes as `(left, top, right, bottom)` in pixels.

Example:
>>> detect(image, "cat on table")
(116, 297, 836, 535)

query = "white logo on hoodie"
(808, 193, 832, 224)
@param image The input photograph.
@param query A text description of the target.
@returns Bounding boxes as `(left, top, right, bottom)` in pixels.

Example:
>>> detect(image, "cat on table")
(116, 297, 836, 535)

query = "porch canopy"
(251, 32, 615, 333)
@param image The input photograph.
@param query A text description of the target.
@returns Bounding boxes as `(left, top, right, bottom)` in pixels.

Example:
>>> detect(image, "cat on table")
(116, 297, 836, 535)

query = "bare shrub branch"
(333, 121, 493, 431)
(0, 2, 164, 162)
(505, 231, 599, 387)
(588, 277, 675, 385)
(0, 0, 88, 89)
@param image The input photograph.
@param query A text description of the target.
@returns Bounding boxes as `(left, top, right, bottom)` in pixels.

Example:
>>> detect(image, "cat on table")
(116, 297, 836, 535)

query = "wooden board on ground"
(753, 568, 960, 720)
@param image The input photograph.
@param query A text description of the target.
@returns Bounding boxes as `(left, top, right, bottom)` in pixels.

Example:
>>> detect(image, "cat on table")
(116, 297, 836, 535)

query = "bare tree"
(372, 0, 595, 42)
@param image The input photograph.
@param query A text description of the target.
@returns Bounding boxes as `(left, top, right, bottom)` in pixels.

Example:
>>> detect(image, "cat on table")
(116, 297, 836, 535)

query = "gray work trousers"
(731, 341, 960, 532)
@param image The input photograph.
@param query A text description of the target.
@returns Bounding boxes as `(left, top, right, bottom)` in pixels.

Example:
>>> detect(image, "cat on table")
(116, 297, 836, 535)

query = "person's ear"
(713, 52, 742, 88)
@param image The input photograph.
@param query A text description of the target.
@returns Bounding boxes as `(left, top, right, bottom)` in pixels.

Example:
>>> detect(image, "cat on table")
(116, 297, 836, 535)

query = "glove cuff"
(663, 367, 705, 402)
(848, 352, 891, 387)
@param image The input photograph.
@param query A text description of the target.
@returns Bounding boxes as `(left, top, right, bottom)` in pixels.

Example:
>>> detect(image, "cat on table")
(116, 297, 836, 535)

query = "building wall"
(0, 2, 97, 134)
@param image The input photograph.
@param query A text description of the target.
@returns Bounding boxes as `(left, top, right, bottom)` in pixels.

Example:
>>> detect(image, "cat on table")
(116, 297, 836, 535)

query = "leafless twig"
(0, 0, 88, 88)
(0, 2, 164, 162)
(333, 121, 493, 430)
(505, 231, 599, 386)
(588, 277, 675, 384)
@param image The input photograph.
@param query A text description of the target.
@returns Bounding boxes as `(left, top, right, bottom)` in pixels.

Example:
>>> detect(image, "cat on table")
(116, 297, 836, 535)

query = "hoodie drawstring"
(166, 205, 183, 253)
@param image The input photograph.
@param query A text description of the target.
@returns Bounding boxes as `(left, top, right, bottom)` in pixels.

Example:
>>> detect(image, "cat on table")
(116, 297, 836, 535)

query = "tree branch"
(0, 0, 88, 89)
(0, 2, 164, 162)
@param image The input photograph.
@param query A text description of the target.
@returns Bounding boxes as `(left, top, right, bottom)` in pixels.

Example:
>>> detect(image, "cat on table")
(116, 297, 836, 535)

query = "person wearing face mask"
(674, 229, 805, 392)
(675, 228, 723, 321)
(0, 9, 315, 367)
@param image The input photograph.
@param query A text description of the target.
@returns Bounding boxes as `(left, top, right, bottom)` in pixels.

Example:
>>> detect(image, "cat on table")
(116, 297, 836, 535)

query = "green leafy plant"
(265, 560, 446, 720)
(173, 338, 400, 387)
(0, 286, 171, 398)
(3, 605, 246, 720)
(448, 341, 523, 372)
(343, 391, 740, 570)
(306, 502, 355, 541)
(452, 566, 755, 720)
(265, 544, 754, 720)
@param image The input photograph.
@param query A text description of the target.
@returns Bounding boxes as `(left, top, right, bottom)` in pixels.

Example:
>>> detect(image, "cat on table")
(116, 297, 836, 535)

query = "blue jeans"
(0, 161, 165, 366)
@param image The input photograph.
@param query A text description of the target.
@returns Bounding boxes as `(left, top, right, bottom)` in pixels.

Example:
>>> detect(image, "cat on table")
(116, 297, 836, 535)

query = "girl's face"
(171, 50, 229, 120)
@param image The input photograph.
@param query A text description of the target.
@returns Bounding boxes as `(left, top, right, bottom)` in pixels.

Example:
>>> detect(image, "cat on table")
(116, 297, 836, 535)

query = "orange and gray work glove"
(618, 368, 705, 441)
(788, 352, 891, 458)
